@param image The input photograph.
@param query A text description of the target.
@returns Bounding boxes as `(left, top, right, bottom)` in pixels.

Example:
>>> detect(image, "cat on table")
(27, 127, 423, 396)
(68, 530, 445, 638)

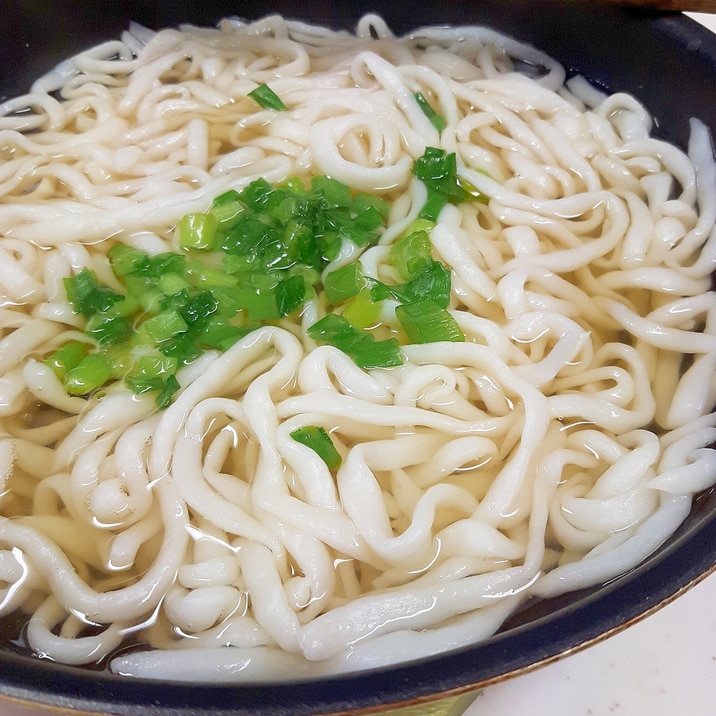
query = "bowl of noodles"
(0, 0, 715, 714)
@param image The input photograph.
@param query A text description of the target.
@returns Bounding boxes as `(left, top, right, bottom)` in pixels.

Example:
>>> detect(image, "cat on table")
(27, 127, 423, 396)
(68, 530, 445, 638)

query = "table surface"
(1, 10, 715, 716)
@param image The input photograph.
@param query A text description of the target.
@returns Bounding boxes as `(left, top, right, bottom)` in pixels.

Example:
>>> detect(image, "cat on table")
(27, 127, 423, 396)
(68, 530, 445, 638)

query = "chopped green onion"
(248, 83, 287, 111)
(350, 336, 403, 369)
(233, 287, 281, 322)
(85, 313, 132, 345)
(290, 425, 342, 469)
(414, 91, 447, 132)
(126, 354, 178, 391)
(311, 175, 353, 208)
(276, 274, 307, 316)
(186, 261, 241, 289)
(352, 192, 390, 221)
(44, 340, 91, 380)
(396, 299, 465, 344)
(413, 147, 469, 203)
(419, 192, 449, 222)
(157, 273, 190, 297)
(211, 189, 241, 207)
(307, 314, 403, 369)
(54, 170, 482, 409)
(343, 288, 382, 328)
(64, 268, 124, 319)
(126, 355, 181, 409)
(179, 213, 218, 251)
(156, 374, 181, 410)
(179, 291, 219, 329)
(324, 262, 366, 305)
(388, 229, 433, 281)
(389, 261, 452, 308)
(64, 353, 113, 396)
(199, 321, 247, 351)
(108, 244, 150, 277)
(306, 313, 357, 346)
(142, 310, 189, 344)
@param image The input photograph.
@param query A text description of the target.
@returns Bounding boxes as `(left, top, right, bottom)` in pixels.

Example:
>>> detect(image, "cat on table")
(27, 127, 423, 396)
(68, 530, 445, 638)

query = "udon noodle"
(0, 14, 715, 681)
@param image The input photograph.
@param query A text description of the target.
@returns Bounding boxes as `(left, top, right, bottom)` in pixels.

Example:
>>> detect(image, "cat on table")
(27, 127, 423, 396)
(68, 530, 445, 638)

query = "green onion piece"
(64, 268, 125, 318)
(419, 192, 448, 222)
(199, 321, 247, 351)
(248, 83, 288, 111)
(276, 274, 306, 316)
(413, 148, 469, 203)
(64, 353, 113, 395)
(157, 273, 190, 297)
(290, 425, 342, 470)
(369, 280, 390, 302)
(186, 261, 241, 289)
(402, 218, 436, 236)
(179, 212, 218, 251)
(106, 295, 139, 318)
(44, 340, 91, 380)
(233, 287, 280, 322)
(180, 290, 219, 327)
(239, 177, 278, 210)
(109, 244, 150, 278)
(350, 336, 403, 369)
(396, 299, 465, 344)
(210, 191, 245, 224)
(311, 175, 353, 208)
(137, 253, 187, 281)
(86, 313, 132, 346)
(142, 310, 189, 344)
(63, 267, 99, 316)
(337, 222, 379, 249)
(324, 262, 366, 305)
(414, 91, 447, 132)
(390, 261, 452, 308)
(388, 229, 433, 281)
(122, 275, 162, 313)
(219, 215, 273, 256)
(127, 354, 178, 386)
(307, 314, 403, 369)
(307, 313, 360, 347)
(280, 177, 308, 196)
(158, 333, 202, 365)
(212, 189, 241, 207)
(126, 355, 181, 409)
(343, 288, 382, 328)
(105, 343, 133, 379)
(353, 204, 386, 233)
(352, 192, 390, 221)
(156, 374, 181, 410)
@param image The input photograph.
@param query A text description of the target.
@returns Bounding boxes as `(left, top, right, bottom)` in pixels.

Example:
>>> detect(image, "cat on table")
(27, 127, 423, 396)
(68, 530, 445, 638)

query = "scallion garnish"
(248, 83, 288, 111)
(396, 299, 465, 344)
(52, 148, 485, 408)
(414, 91, 447, 132)
(290, 425, 343, 469)
(307, 314, 403, 370)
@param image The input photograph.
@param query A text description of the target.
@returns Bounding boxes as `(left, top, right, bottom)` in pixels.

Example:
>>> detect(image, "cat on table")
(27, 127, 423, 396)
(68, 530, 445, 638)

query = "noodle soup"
(0, 14, 714, 682)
